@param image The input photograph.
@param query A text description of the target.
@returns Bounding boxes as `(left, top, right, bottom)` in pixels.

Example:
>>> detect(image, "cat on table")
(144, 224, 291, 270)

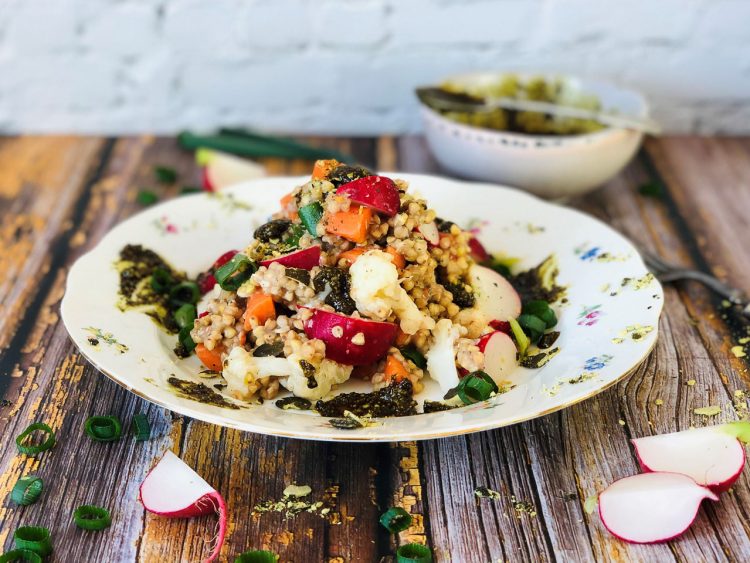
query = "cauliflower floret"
(350, 250, 435, 335)
(223, 347, 295, 400)
(224, 348, 352, 401)
(281, 356, 353, 400)
(425, 319, 464, 393)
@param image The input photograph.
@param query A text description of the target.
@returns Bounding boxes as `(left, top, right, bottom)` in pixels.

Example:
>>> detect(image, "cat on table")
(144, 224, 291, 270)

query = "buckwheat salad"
(125, 160, 563, 418)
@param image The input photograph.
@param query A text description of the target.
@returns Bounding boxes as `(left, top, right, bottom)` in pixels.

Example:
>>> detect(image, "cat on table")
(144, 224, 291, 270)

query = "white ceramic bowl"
(420, 72, 649, 199)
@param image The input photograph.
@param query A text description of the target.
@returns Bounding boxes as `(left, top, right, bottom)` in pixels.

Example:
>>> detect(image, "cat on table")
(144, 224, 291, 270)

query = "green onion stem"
(15, 423, 56, 456)
(73, 505, 112, 531)
(13, 527, 52, 557)
(84, 416, 122, 442)
(11, 476, 43, 506)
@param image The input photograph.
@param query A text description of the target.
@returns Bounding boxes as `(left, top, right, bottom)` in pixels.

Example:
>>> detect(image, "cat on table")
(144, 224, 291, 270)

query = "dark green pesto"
(299, 360, 318, 389)
(507, 261, 565, 304)
(285, 267, 311, 285)
(326, 164, 372, 187)
(254, 219, 291, 242)
(423, 400, 458, 413)
(167, 377, 240, 409)
(312, 267, 356, 315)
(275, 396, 312, 411)
(316, 379, 417, 418)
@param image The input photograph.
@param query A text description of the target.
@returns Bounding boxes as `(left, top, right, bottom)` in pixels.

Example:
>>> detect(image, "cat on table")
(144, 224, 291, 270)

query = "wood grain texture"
(0, 135, 749, 562)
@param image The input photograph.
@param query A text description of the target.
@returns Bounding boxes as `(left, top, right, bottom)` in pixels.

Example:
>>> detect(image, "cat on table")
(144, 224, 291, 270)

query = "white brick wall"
(0, 0, 748, 134)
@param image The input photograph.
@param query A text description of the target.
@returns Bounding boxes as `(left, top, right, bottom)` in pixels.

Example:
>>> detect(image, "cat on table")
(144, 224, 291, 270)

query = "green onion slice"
(508, 318, 529, 356)
(131, 414, 151, 441)
(0, 549, 42, 562)
(234, 550, 279, 563)
(84, 416, 122, 442)
(137, 190, 159, 205)
(154, 165, 178, 184)
(15, 423, 56, 456)
(73, 505, 112, 531)
(178, 326, 197, 353)
(169, 281, 201, 307)
(396, 543, 432, 563)
(379, 507, 412, 533)
(174, 303, 197, 329)
(522, 300, 557, 329)
(399, 345, 427, 369)
(11, 476, 43, 506)
(298, 202, 324, 236)
(517, 313, 546, 343)
(13, 527, 52, 557)
(215, 254, 256, 291)
(150, 268, 174, 293)
(456, 371, 498, 405)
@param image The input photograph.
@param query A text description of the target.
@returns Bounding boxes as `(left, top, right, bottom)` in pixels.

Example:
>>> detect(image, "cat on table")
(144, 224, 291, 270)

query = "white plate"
(61, 174, 663, 442)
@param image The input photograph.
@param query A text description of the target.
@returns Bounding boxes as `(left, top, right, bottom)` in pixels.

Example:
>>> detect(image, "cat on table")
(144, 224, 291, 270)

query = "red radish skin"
(336, 176, 400, 217)
(213, 250, 239, 270)
(489, 320, 511, 334)
(469, 264, 522, 322)
(260, 246, 321, 270)
(140, 451, 227, 562)
(304, 309, 397, 365)
(632, 425, 747, 494)
(598, 472, 718, 544)
(201, 167, 214, 191)
(477, 331, 518, 384)
(468, 237, 490, 263)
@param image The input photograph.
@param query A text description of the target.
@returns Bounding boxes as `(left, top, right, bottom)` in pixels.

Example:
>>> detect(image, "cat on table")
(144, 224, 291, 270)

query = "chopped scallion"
(396, 543, 432, 563)
(178, 326, 197, 353)
(215, 254, 256, 291)
(15, 423, 56, 456)
(73, 505, 112, 531)
(456, 371, 498, 405)
(0, 549, 42, 562)
(298, 202, 324, 236)
(84, 416, 122, 442)
(154, 165, 178, 184)
(174, 303, 197, 329)
(234, 551, 279, 563)
(137, 190, 158, 206)
(131, 414, 151, 442)
(13, 527, 52, 557)
(150, 268, 174, 293)
(399, 346, 427, 369)
(379, 507, 412, 533)
(11, 476, 43, 506)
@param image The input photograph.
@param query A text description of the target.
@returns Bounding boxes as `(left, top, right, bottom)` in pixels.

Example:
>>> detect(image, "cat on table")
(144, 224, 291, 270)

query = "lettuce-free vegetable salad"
(162, 161, 562, 417)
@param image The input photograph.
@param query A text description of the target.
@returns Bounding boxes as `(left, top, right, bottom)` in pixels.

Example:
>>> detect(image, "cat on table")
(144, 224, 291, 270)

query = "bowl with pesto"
(419, 72, 649, 199)
(61, 166, 663, 441)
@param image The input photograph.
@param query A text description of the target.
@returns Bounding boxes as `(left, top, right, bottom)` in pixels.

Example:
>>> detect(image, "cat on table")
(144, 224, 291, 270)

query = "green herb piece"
(509, 318, 529, 356)
(11, 476, 43, 506)
(131, 414, 151, 442)
(154, 165, 178, 184)
(379, 507, 412, 533)
(396, 543, 432, 563)
(150, 268, 174, 293)
(638, 181, 664, 199)
(234, 550, 278, 563)
(137, 190, 159, 206)
(180, 186, 203, 195)
(283, 223, 307, 248)
(73, 505, 112, 531)
(169, 281, 201, 307)
(517, 314, 546, 343)
(298, 202, 324, 236)
(399, 345, 427, 369)
(14, 527, 52, 557)
(0, 549, 42, 562)
(84, 416, 122, 442)
(522, 300, 557, 328)
(215, 254, 256, 291)
(174, 303, 197, 329)
(15, 423, 56, 456)
(456, 371, 498, 405)
(177, 326, 196, 353)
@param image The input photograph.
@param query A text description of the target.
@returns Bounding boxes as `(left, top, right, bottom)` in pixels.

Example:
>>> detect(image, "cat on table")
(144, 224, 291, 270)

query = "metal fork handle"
(657, 269, 747, 305)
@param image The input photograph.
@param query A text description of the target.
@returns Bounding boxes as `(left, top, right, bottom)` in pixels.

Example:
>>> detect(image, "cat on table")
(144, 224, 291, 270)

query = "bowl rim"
(418, 70, 649, 143)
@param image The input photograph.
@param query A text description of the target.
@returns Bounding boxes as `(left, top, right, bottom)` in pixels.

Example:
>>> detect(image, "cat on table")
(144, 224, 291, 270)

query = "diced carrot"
(196, 344, 223, 372)
(312, 159, 341, 180)
(239, 330, 247, 346)
(394, 327, 410, 346)
(384, 355, 409, 383)
(338, 246, 370, 266)
(385, 246, 406, 269)
(243, 291, 276, 331)
(279, 192, 299, 221)
(325, 205, 372, 244)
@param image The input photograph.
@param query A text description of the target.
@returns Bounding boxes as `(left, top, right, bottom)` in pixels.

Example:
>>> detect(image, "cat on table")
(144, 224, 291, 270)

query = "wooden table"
(1, 135, 749, 562)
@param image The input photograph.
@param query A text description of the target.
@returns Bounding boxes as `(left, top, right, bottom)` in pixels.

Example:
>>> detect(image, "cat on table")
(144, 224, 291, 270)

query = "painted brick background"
(0, 0, 748, 134)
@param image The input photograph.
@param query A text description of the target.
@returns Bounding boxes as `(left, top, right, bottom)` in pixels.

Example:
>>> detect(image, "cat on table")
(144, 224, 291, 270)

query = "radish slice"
(336, 176, 400, 217)
(598, 472, 718, 544)
(477, 331, 517, 384)
(468, 236, 490, 263)
(197, 148, 265, 191)
(140, 451, 227, 562)
(418, 222, 440, 246)
(632, 423, 748, 493)
(469, 264, 522, 322)
(260, 245, 321, 270)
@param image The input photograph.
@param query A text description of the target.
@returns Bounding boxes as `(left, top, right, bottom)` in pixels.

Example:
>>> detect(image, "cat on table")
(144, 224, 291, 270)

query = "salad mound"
(186, 161, 560, 413)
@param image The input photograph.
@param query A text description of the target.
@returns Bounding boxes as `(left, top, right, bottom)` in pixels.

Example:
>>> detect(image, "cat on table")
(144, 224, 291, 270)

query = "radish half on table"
(598, 472, 718, 544)
(140, 451, 227, 562)
(632, 422, 749, 493)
